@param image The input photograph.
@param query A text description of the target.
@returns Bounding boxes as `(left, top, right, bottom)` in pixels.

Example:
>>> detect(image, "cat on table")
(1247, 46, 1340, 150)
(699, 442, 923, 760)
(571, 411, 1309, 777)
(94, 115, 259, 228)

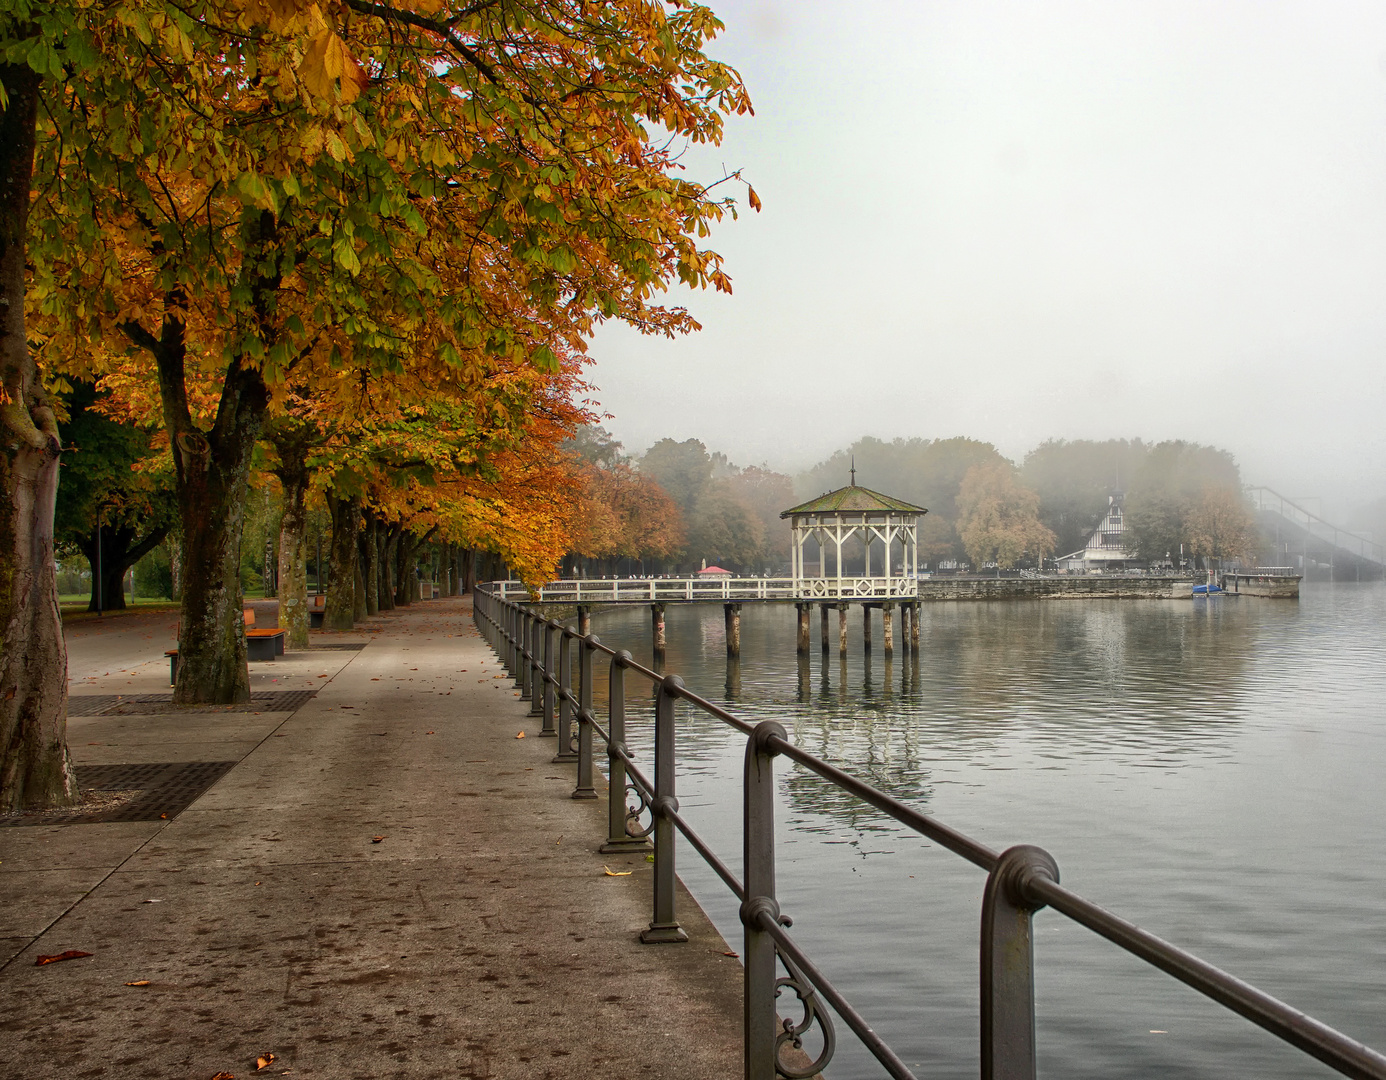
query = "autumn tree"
(1186, 486, 1256, 568)
(956, 462, 1056, 571)
(1125, 441, 1244, 563)
(1021, 438, 1149, 555)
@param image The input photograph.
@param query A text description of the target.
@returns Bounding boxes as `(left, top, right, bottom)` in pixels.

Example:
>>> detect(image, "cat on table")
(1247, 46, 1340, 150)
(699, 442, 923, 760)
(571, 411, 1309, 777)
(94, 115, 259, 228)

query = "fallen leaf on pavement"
(372, 836, 385, 843)
(602, 866, 632, 876)
(211, 1072, 235, 1079)
(256, 1054, 276, 1070)
(425, 731, 434, 735)
(125, 980, 151, 986)
(515, 731, 525, 739)
(35, 950, 92, 966)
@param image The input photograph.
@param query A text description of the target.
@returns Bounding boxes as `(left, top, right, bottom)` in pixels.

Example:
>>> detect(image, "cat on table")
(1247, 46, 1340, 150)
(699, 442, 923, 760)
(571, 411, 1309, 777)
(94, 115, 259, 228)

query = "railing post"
(641, 674, 688, 944)
(553, 628, 578, 763)
(541, 623, 557, 737)
(518, 609, 531, 699)
(528, 616, 543, 717)
(980, 844, 1060, 1080)
(572, 634, 598, 799)
(600, 652, 650, 853)
(743, 720, 787, 1080)
(511, 605, 523, 686)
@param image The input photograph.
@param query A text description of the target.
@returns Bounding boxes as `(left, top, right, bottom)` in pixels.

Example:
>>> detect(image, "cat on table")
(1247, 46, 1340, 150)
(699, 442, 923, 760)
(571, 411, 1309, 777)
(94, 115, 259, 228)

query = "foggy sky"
(586, 0, 1386, 517)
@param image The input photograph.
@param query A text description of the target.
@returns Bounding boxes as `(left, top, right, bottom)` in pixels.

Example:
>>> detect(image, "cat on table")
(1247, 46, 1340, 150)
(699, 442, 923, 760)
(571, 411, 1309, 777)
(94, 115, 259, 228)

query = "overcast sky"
(587, 0, 1386, 515)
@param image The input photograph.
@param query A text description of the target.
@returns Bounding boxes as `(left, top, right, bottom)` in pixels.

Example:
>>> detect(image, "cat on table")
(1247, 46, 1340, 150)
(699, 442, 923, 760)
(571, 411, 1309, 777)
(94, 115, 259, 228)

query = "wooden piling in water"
(724, 603, 741, 655)
(838, 605, 848, 654)
(862, 605, 872, 651)
(820, 605, 830, 652)
(651, 603, 666, 656)
(796, 604, 811, 655)
(883, 603, 894, 655)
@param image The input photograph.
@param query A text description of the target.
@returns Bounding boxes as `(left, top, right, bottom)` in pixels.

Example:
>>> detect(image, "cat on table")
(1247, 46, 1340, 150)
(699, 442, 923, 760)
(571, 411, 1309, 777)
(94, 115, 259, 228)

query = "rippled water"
(579, 583, 1386, 1079)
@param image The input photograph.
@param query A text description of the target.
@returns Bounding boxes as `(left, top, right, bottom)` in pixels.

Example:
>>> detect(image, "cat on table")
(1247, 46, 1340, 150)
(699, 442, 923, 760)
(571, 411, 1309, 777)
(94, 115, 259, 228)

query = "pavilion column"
(724, 603, 741, 656)
(883, 603, 894, 655)
(651, 603, 666, 657)
(796, 603, 811, 655)
(838, 605, 848, 654)
(862, 605, 872, 651)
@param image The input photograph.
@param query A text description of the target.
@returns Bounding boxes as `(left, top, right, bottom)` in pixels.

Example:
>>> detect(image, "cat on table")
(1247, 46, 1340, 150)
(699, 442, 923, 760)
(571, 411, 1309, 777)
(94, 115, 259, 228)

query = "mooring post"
(572, 634, 597, 799)
(553, 628, 577, 763)
(577, 604, 590, 638)
(862, 605, 873, 651)
(820, 604, 830, 651)
(651, 602, 667, 658)
(600, 652, 649, 853)
(883, 602, 895, 655)
(796, 603, 811, 655)
(540, 624, 557, 737)
(838, 604, 848, 654)
(725, 602, 742, 655)
(641, 675, 688, 943)
(911, 601, 921, 649)
(743, 719, 787, 1080)
(900, 603, 911, 653)
(981, 845, 1059, 1080)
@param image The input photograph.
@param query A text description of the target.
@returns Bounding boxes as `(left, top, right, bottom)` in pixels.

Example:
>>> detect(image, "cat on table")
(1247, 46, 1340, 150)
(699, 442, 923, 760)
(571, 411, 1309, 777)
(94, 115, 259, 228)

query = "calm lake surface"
(580, 582, 1386, 1079)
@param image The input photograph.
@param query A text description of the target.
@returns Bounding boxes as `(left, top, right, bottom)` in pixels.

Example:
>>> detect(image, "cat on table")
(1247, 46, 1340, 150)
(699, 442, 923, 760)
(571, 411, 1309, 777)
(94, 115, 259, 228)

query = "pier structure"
(780, 471, 927, 658)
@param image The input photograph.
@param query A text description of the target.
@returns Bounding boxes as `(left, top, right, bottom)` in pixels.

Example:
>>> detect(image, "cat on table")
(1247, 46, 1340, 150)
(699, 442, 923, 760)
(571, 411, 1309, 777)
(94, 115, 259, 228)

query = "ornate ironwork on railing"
(472, 584, 1386, 1080)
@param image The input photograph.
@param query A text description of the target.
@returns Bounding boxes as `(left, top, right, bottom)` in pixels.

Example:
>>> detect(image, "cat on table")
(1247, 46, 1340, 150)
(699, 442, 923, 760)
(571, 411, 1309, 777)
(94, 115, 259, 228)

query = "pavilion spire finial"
(850, 456, 856, 487)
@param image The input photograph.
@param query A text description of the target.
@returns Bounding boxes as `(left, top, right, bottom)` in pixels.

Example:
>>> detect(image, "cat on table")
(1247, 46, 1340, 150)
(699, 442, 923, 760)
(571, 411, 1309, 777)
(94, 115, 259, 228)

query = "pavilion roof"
(780, 485, 928, 518)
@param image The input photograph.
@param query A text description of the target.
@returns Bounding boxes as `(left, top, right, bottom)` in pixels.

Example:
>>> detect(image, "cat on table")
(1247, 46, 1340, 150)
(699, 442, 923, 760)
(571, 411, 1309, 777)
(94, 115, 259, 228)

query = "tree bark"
(394, 529, 416, 606)
(353, 545, 368, 622)
(379, 525, 396, 610)
(361, 511, 379, 616)
(325, 491, 358, 630)
(461, 547, 476, 594)
(272, 435, 311, 649)
(0, 62, 77, 811)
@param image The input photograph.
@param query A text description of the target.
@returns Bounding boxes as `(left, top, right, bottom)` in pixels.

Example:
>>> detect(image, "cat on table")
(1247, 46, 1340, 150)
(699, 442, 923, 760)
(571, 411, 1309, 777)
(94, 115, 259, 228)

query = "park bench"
(165, 607, 280, 683)
(309, 593, 325, 629)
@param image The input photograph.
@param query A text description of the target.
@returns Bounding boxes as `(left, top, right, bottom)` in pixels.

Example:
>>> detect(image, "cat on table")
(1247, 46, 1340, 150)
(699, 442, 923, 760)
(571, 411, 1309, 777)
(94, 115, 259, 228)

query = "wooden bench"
(310, 593, 325, 629)
(246, 628, 286, 661)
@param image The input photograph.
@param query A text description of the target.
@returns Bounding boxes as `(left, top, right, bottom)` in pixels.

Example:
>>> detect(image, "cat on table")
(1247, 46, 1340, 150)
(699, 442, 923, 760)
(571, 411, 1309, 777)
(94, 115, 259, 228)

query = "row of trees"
(2, 2, 754, 810)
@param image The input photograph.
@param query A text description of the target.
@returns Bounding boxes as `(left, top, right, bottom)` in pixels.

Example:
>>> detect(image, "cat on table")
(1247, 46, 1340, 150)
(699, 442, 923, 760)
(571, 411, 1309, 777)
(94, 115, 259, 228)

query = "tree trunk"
(361, 512, 379, 616)
(79, 522, 169, 613)
(395, 529, 416, 606)
(325, 491, 358, 630)
(167, 528, 183, 601)
(0, 62, 77, 811)
(461, 547, 476, 594)
(378, 525, 395, 611)
(353, 546, 368, 622)
(274, 446, 310, 649)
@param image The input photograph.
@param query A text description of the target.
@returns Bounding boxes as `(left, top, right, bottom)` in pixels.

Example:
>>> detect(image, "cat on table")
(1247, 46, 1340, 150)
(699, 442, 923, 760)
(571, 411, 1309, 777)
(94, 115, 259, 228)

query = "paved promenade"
(0, 597, 742, 1079)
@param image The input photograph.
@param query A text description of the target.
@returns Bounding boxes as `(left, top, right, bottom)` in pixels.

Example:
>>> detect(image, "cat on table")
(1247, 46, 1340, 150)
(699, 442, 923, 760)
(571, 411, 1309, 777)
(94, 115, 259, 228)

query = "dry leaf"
(34, 950, 93, 966)
(602, 865, 632, 877)
(125, 979, 151, 986)
(515, 731, 526, 739)
(723, 950, 739, 958)
(372, 836, 385, 843)
(425, 730, 435, 735)
(256, 1053, 276, 1070)
(212, 1073, 236, 1080)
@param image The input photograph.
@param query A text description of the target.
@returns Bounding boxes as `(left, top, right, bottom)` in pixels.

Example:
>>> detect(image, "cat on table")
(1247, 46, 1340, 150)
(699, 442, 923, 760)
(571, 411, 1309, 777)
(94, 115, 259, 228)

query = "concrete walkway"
(1, 597, 742, 1079)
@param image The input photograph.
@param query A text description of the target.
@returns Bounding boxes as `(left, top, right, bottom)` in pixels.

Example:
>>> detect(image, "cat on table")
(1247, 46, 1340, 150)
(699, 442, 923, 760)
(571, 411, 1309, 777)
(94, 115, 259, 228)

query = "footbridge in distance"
(1248, 487, 1385, 579)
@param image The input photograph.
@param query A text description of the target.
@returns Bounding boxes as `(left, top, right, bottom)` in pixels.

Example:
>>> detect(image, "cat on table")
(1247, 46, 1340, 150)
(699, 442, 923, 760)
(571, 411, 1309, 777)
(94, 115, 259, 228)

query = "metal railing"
(473, 584, 1386, 1080)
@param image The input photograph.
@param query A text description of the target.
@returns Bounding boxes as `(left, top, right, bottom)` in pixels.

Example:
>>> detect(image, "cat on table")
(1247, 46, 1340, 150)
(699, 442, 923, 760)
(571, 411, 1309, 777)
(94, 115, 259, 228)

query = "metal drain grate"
(0, 761, 238, 827)
(67, 689, 317, 716)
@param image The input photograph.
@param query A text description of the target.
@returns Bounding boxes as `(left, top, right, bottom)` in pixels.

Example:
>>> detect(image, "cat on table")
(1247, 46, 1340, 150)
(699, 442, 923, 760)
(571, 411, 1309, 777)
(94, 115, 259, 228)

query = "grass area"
(60, 599, 180, 623)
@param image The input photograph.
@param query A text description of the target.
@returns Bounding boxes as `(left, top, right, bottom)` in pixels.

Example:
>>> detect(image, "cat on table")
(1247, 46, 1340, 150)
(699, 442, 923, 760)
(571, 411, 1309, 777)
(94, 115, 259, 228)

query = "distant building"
(1055, 495, 1135, 571)
(698, 564, 733, 579)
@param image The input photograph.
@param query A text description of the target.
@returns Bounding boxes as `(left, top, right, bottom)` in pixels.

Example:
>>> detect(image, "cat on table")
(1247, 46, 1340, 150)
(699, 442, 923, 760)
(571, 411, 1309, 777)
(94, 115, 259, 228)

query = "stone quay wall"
(915, 576, 1195, 601)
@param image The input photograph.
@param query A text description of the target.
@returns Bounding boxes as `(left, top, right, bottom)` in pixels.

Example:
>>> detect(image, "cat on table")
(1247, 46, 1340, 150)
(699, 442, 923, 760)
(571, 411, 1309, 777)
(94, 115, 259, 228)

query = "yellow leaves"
(602, 866, 632, 876)
(747, 184, 762, 213)
(300, 28, 368, 105)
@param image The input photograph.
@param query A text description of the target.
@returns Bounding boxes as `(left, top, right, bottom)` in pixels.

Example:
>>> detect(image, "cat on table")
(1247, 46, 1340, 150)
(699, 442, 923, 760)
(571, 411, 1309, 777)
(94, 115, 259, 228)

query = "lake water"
(578, 582, 1386, 1079)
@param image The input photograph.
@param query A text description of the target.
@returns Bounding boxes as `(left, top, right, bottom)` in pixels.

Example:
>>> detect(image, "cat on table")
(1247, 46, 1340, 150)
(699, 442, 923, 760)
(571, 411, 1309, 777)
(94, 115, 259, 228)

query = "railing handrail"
(1248, 486, 1386, 565)
(472, 583, 1386, 1080)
